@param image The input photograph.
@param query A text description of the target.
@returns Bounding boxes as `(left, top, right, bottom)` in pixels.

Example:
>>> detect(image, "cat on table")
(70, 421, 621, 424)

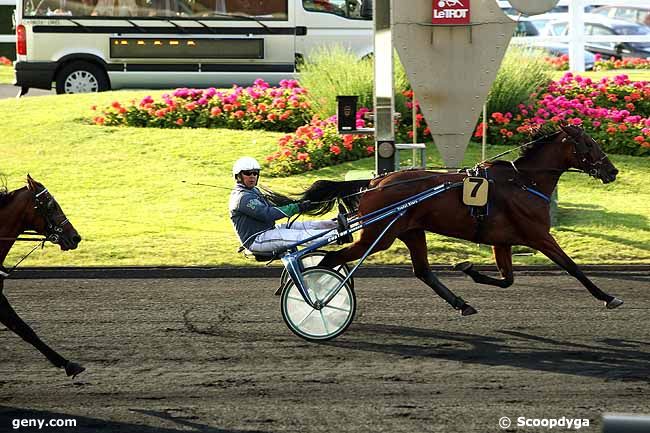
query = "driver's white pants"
(248, 220, 337, 253)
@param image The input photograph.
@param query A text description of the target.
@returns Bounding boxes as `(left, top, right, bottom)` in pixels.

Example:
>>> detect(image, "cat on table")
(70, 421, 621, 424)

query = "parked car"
(533, 42, 596, 70)
(507, 15, 539, 36)
(497, 1, 604, 16)
(541, 14, 650, 59)
(527, 12, 568, 34)
(591, 4, 650, 28)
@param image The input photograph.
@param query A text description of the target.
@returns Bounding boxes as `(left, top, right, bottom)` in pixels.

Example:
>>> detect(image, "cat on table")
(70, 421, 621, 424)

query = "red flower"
(474, 123, 484, 138)
(330, 145, 341, 155)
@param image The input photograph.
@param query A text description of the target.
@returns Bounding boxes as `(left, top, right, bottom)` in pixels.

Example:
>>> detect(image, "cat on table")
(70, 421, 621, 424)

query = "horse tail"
(257, 185, 295, 207)
(298, 179, 371, 216)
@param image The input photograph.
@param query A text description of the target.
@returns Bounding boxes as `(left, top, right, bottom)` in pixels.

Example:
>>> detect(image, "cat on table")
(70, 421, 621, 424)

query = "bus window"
(303, 0, 370, 20)
(224, 0, 287, 18)
(23, 0, 288, 18)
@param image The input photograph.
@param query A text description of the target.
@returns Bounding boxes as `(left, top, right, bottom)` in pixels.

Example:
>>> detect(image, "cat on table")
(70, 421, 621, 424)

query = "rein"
(0, 240, 46, 278)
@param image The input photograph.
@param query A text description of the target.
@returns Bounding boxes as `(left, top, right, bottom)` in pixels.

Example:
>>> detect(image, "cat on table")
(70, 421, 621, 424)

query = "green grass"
(0, 64, 13, 84)
(1, 87, 648, 268)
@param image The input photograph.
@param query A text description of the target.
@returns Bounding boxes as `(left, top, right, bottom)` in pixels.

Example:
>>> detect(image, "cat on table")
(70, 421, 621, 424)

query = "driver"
(229, 156, 337, 254)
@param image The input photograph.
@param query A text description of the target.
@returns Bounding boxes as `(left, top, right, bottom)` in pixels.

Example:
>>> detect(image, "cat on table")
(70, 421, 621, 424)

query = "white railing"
(511, 0, 650, 71)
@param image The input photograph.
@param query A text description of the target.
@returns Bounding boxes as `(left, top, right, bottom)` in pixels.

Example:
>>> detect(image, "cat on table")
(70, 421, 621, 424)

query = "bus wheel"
(55, 61, 110, 94)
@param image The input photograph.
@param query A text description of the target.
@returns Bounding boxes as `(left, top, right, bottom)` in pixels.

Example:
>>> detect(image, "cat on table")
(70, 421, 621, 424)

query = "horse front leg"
(399, 230, 477, 316)
(531, 235, 623, 309)
(0, 287, 85, 378)
(454, 245, 515, 288)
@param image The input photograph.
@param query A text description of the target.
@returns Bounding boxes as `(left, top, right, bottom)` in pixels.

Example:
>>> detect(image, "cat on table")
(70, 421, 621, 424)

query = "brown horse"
(300, 124, 622, 315)
(0, 175, 84, 378)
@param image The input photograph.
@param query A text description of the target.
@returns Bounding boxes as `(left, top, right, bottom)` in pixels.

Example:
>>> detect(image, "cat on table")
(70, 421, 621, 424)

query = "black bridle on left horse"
(0, 186, 71, 277)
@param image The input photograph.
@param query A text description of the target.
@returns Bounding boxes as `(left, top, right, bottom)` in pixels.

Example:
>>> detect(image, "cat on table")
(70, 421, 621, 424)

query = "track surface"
(1, 273, 649, 432)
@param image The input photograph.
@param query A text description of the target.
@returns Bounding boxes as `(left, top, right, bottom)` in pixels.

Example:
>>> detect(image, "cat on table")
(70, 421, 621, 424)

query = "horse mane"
(518, 124, 563, 159)
(0, 176, 10, 208)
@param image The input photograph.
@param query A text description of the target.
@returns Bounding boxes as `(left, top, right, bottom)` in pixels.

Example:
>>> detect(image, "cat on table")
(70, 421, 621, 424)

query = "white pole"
(568, 0, 586, 72)
(412, 91, 417, 166)
(482, 103, 487, 162)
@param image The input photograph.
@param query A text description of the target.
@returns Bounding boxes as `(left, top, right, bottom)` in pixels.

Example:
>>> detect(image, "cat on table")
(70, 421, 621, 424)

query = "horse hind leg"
(531, 235, 622, 309)
(455, 245, 514, 288)
(0, 293, 85, 378)
(400, 230, 477, 316)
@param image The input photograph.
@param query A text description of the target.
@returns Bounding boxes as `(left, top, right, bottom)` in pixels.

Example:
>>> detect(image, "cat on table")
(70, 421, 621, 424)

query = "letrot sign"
(432, 0, 471, 25)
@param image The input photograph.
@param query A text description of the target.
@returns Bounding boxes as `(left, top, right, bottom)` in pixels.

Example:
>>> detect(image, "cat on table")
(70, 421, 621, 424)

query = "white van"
(14, 0, 373, 94)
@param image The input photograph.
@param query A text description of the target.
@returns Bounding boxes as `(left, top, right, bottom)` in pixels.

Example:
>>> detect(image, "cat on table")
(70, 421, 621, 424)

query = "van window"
(302, 0, 370, 20)
(23, 0, 289, 19)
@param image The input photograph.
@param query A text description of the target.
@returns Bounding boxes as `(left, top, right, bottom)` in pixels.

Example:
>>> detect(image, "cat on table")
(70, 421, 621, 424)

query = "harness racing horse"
(0, 175, 84, 378)
(299, 123, 622, 315)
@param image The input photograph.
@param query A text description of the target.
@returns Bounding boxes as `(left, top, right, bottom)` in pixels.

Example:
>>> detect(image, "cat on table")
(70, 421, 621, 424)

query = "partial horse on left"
(0, 175, 84, 378)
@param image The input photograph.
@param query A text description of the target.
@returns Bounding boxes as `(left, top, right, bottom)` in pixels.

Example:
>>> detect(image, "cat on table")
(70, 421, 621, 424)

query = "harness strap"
(521, 186, 551, 203)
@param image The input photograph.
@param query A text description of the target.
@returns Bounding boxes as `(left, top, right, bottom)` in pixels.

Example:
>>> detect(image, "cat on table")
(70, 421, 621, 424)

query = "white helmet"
(232, 157, 261, 177)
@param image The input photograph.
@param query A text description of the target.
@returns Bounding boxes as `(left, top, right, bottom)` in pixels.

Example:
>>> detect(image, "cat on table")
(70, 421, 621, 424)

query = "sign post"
(374, 0, 395, 175)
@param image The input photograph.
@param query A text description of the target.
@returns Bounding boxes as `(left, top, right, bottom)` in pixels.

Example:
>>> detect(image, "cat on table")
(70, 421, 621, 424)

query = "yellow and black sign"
(462, 177, 489, 207)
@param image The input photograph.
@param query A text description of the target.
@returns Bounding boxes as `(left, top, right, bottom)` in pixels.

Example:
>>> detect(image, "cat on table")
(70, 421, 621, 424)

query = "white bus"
(14, 0, 373, 94)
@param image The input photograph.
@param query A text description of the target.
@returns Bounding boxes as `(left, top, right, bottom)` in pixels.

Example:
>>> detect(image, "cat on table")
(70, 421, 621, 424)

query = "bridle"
(562, 127, 609, 179)
(32, 186, 70, 244)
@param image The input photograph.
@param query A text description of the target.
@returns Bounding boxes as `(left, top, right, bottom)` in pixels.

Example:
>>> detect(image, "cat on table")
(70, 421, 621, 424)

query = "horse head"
(559, 123, 619, 184)
(25, 175, 81, 251)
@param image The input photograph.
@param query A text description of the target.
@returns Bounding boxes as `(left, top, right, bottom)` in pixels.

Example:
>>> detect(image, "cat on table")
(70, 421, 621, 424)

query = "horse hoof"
(606, 298, 624, 309)
(454, 261, 473, 273)
(65, 361, 86, 378)
(461, 304, 478, 316)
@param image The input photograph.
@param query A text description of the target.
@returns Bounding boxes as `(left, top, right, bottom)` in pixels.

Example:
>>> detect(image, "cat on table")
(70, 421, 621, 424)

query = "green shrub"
(298, 45, 410, 119)
(487, 46, 554, 116)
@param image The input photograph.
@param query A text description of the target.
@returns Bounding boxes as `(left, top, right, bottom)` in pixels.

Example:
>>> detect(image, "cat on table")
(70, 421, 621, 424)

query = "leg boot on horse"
(0, 282, 85, 378)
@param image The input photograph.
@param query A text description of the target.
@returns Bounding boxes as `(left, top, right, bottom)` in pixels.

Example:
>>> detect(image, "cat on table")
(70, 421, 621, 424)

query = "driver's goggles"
(241, 170, 260, 176)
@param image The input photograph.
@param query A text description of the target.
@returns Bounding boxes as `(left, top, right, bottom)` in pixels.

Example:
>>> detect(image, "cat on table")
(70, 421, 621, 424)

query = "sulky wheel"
(281, 266, 356, 341)
(279, 250, 353, 291)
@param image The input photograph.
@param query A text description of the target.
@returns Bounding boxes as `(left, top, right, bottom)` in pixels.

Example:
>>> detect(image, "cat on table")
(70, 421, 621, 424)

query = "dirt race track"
(0, 273, 649, 433)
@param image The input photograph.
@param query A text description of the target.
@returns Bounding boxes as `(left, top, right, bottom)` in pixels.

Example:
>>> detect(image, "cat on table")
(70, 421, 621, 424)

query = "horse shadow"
(0, 406, 268, 433)
(324, 323, 650, 382)
(557, 203, 650, 252)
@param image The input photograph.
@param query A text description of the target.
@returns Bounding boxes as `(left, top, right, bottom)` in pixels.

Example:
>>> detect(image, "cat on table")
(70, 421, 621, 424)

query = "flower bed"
(93, 79, 312, 132)
(594, 55, 650, 71)
(544, 54, 569, 71)
(477, 73, 650, 156)
(263, 111, 374, 177)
